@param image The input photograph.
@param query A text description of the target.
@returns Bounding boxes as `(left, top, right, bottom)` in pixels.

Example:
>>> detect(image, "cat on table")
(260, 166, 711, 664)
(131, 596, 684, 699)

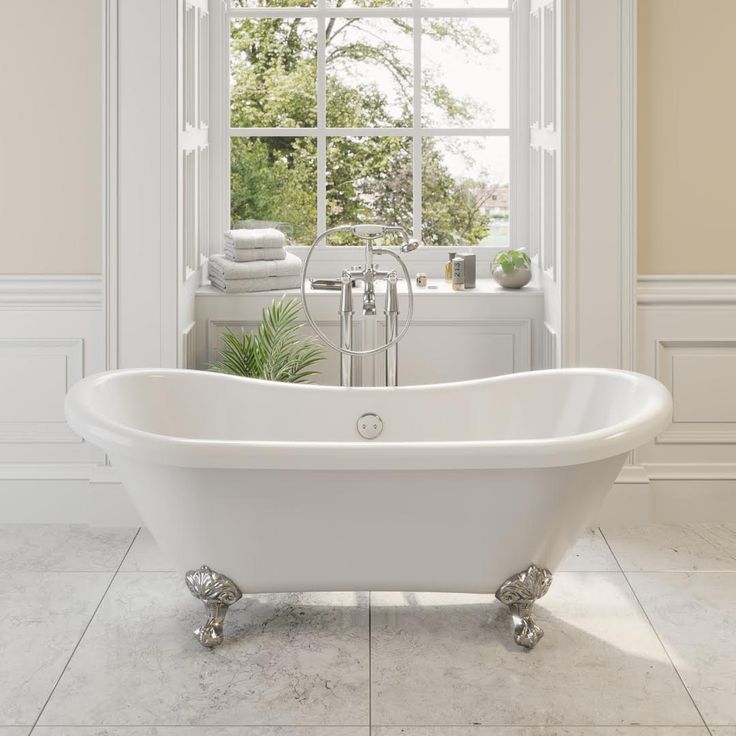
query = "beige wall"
(638, 0, 736, 274)
(0, 1, 101, 274)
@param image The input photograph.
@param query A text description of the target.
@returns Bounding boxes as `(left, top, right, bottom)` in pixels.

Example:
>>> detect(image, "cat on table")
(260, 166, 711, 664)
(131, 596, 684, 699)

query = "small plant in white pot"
(492, 248, 532, 289)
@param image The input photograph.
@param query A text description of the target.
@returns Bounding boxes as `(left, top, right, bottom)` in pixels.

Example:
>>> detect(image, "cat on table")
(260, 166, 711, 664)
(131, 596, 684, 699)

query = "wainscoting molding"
(0, 275, 140, 524)
(609, 274, 736, 523)
(0, 275, 103, 310)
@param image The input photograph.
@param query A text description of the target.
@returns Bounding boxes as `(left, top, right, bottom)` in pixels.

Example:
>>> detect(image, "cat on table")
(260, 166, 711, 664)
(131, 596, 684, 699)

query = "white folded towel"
(224, 228, 286, 250)
(223, 245, 286, 262)
(209, 274, 301, 294)
(209, 252, 302, 281)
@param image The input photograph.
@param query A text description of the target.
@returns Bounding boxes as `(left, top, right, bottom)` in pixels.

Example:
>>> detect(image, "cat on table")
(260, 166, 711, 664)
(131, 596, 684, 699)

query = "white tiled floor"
(0, 524, 734, 735)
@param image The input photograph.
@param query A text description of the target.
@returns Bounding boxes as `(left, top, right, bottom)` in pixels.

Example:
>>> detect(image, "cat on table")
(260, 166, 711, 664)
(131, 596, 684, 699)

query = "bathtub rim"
(65, 367, 672, 471)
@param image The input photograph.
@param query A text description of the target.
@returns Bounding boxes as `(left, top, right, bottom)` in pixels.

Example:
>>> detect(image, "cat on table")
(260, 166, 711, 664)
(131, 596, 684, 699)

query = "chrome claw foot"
(495, 564, 552, 650)
(185, 565, 242, 648)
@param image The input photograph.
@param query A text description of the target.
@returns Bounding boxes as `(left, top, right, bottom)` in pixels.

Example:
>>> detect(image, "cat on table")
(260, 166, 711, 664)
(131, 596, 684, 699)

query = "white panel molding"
(0, 339, 83, 444)
(561, 0, 636, 371)
(542, 321, 556, 370)
(0, 276, 103, 311)
(397, 318, 532, 381)
(182, 321, 197, 370)
(654, 339, 736, 445)
(103, 0, 119, 371)
(637, 275, 736, 496)
(619, 0, 637, 373)
(542, 148, 556, 276)
(114, 0, 178, 369)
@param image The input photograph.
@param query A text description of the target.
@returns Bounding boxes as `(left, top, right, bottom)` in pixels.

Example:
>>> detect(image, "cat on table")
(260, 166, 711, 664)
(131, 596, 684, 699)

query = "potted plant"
(492, 248, 532, 289)
(211, 298, 324, 382)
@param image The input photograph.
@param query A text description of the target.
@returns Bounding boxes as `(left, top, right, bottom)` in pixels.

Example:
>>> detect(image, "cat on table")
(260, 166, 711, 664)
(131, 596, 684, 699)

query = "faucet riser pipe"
(385, 314, 399, 387)
(339, 279, 354, 387)
(385, 278, 400, 387)
(340, 313, 353, 387)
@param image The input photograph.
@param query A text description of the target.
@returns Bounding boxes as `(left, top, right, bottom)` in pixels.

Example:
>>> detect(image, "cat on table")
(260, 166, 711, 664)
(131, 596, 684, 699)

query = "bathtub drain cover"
(357, 413, 383, 440)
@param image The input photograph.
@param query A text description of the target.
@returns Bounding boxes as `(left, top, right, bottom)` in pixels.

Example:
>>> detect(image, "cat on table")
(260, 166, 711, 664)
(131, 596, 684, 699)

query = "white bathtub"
(65, 367, 671, 648)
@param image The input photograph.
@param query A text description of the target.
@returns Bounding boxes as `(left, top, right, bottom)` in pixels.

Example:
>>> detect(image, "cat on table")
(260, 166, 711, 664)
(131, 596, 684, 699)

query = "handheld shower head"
(400, 239, 421, 253)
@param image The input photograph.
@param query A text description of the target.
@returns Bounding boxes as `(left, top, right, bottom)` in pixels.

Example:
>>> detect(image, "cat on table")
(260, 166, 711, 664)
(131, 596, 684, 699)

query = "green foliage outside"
(229, 0, 504, 245)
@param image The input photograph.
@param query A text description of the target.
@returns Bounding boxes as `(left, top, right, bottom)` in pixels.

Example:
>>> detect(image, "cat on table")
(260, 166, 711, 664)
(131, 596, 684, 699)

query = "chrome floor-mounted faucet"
(300, 224, 420, 387)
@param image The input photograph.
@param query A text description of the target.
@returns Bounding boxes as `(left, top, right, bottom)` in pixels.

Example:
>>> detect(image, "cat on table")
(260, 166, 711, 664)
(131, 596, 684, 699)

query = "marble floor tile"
(0, 525, 137, 572)
(0, 572, 112, 725)
(557, 528, 619, 572)
(39, 573, 369, 726)
(602, 524, 736, 572)
(34, 729, 368, 736)
(0, 729, 31, 736)
(627, 571, 736, 726)
(711, 730, 736, 735)
(372, 729, 709, 735)
(370, 573, 702, 727)
(119, 529, 174, 572)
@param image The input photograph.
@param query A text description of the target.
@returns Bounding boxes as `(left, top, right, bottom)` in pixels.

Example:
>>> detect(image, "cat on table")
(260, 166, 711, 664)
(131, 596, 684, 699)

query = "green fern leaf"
(210, 298, 325, 383)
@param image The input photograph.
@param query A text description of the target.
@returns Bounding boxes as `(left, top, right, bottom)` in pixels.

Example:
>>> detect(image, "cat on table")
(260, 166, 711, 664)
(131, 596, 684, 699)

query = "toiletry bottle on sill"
(444, 251, 457, 283)
(452, 256, 465, 291)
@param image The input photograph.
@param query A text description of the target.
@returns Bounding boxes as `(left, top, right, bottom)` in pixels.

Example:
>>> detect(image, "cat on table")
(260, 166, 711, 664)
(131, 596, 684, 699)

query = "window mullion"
(412, 0, 422, 242)
(317, 2, 326, 236)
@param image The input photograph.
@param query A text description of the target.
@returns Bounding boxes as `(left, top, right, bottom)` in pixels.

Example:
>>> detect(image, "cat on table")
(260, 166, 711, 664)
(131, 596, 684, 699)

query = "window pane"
(422, 18, 509, 128)
(327, 136, 412, 244)
(326, 18, 413, 127)
(231, 0, 317, 8)
(326, 0, 411, 6)
(422, 0, 508, 7)
(231, 137, 317, 244)
(422, 136, 509, 246)
(230, 19, 317, 128)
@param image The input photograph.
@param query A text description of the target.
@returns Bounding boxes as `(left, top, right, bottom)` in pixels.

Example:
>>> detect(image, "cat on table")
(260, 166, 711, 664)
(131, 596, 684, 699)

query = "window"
(226, 0, 520, 247)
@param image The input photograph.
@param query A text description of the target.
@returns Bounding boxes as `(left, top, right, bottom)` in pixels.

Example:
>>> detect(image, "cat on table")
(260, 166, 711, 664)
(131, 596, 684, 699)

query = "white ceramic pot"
(492, 264, 532, 289)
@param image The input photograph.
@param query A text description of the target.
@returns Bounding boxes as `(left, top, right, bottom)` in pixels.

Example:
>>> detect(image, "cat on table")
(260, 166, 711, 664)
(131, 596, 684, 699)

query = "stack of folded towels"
(208, 228, 302, 293)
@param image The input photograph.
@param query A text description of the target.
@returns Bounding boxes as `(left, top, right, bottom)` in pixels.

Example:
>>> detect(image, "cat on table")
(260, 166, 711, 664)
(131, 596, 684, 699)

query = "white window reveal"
(222, 0, 526, 248)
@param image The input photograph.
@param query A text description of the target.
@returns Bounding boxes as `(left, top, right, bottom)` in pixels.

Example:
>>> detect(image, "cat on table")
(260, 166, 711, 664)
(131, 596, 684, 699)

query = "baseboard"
(0, 478, 140, 526)
(598, 477, 736, 526)
(615, 464, 649, 484)
(644, 463, 736, 481)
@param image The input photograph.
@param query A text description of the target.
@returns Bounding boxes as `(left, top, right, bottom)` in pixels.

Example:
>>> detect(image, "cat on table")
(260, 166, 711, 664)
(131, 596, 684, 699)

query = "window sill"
(196, 276, 543, 299)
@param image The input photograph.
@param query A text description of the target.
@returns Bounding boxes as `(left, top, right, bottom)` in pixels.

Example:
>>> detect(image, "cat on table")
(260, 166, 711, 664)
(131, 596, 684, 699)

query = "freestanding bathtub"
(65, 368, 671, 649)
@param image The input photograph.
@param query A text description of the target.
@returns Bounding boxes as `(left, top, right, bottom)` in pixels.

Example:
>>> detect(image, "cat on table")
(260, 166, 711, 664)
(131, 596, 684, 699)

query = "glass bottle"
(444, 251, 457, 282)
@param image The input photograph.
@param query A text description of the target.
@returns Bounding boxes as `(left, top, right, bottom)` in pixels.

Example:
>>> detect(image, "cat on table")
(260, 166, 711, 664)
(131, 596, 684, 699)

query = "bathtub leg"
(185, 565, 243, 648)
(495, 564, 552, 650)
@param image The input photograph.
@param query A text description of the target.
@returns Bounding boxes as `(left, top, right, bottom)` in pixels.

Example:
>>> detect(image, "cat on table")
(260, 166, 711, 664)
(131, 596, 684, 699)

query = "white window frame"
(209, 0, 529, 265)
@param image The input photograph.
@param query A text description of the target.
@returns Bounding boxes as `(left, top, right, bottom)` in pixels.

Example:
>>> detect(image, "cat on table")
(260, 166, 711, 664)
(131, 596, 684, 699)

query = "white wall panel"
(0, 339, 82, 443)
(398, 321, 528, 385)
(637, 277, 736, 484)
(0, 277, 113, 520)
